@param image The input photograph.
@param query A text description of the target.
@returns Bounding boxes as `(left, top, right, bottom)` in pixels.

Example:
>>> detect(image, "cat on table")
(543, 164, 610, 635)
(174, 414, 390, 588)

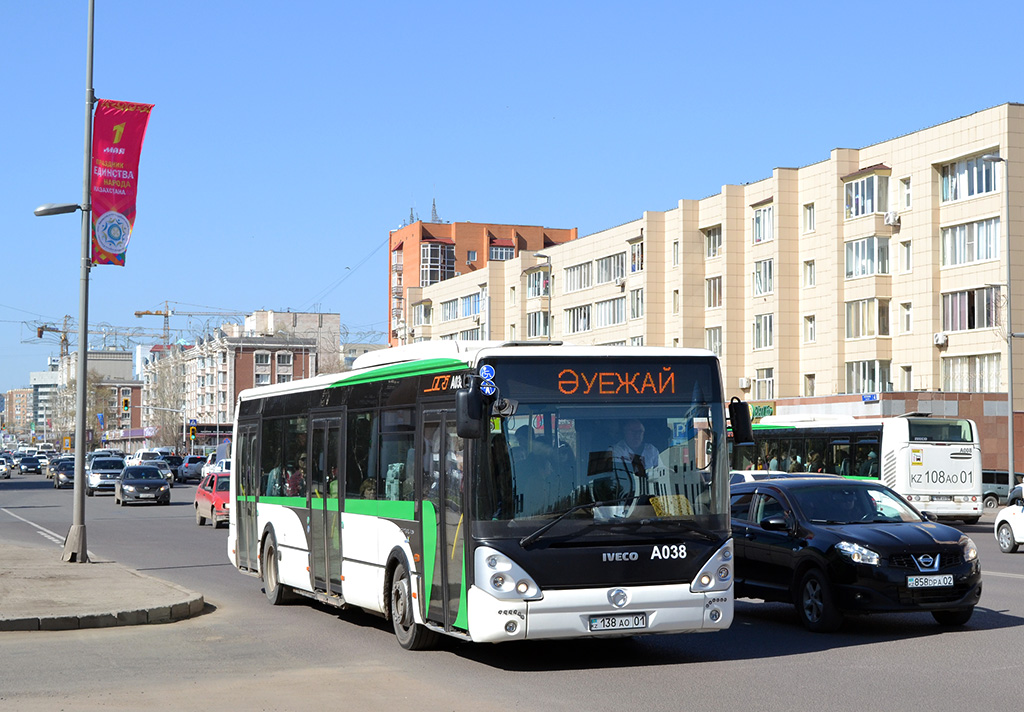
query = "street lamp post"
(34, 0, 95, 562)
(984, 153, 1015, 481)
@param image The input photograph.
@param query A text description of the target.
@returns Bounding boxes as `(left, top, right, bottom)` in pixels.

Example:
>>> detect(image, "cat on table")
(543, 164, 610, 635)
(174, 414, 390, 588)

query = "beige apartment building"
(401, 103, 1022, 470)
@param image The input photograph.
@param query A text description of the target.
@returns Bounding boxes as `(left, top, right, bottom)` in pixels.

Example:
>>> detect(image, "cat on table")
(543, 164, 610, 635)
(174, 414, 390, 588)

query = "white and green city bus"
(228, 341, 751, 649)
(733, 414, 983, 524)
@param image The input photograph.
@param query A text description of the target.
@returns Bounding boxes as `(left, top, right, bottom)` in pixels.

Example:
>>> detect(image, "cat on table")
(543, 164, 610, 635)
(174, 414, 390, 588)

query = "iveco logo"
(608, 589, 629, 608)
(602, 552, 639, 562)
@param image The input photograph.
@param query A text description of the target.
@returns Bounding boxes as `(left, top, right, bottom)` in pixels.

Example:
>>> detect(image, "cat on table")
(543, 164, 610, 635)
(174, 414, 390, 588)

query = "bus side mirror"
(456, 388, 484, 439)
(729, 397, 754, 447)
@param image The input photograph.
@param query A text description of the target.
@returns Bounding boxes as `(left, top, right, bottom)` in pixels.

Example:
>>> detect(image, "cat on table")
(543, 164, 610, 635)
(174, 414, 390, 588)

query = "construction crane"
(36, 316, 73, 358)
(135, 301, 246, 342)
(30, 319, 172, 353)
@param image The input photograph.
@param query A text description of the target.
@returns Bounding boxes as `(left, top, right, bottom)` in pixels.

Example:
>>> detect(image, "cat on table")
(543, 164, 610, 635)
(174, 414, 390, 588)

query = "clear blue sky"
(1, 0, 1021, 394)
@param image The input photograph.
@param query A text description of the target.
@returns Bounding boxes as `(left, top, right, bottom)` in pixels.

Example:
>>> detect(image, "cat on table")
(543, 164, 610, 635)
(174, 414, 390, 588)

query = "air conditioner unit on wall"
(884, 211, 900, 226)
(933, 332, 948, 347)
(738, 377, 751, 389)
(615, 277, 626, 287)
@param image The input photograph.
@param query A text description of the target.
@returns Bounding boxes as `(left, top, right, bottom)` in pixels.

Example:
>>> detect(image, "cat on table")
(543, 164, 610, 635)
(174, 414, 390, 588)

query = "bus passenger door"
(236, 422, 260, 572)
(309, 413, 345, 595)
(421, 411, 466, 632)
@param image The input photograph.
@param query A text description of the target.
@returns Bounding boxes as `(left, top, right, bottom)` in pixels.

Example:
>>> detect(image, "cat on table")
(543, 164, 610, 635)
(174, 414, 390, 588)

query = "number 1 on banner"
(112, 122, 125, 144)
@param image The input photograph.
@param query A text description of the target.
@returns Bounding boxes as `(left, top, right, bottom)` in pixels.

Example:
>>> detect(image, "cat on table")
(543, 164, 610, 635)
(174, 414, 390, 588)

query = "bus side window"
(347, 412, 373, 499)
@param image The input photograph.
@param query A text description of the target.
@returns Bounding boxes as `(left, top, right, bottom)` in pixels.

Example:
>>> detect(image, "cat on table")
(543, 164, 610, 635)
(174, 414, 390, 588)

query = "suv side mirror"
(760, 515, 791, 532)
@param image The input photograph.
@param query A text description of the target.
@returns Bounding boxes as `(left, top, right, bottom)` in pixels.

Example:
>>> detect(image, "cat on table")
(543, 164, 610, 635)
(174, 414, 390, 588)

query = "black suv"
(731, 477, 982, 632)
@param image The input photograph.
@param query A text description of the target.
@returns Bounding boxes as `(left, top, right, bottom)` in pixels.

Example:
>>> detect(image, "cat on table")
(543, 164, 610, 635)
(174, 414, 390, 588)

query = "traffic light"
(189, 426, 197, 441)
(121, 397, 131, 413)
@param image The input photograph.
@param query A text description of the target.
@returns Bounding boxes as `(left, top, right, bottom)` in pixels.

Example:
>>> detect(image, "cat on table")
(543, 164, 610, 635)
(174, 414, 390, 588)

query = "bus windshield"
(473, 401, 728, 541)
(907, 418, 973, 443)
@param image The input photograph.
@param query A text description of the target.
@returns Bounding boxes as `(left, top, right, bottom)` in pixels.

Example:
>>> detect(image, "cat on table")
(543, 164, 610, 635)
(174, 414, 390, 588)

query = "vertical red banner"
(90, 99, 154, 266)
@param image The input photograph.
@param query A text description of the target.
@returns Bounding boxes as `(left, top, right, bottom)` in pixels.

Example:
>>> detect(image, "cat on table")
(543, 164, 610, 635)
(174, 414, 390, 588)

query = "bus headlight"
(836, 541, 880, 566)
(690, 540, 733, 593)
(475, 546, 541, 600)
(959, 536, 978, 562)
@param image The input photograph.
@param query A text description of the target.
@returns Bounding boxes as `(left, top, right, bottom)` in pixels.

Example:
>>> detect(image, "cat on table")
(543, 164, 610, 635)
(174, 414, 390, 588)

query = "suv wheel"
(794, 568, 843, 632)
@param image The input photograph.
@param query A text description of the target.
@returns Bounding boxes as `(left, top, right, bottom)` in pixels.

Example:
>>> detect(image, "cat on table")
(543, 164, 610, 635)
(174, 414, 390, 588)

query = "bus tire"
(262, 535, 290, 605)
(390, 560, 437, 650)
(794, 568, 842, 633)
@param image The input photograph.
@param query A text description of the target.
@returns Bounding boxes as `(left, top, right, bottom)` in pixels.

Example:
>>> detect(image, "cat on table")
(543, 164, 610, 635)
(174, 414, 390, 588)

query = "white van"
(127, 448, 163, 466)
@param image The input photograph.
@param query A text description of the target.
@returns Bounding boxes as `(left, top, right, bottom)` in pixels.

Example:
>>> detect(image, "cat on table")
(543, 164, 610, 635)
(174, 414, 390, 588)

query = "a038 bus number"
(911, 470, 973, 485)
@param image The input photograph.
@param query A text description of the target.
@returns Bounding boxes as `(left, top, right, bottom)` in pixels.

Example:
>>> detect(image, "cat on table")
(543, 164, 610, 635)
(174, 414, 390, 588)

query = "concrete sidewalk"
(0, 542, 204, 631)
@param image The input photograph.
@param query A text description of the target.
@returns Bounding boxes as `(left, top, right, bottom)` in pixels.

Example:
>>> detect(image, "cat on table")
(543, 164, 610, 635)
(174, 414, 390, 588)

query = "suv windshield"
(92, 459, 124, 470)
(793, 484, 922, 524)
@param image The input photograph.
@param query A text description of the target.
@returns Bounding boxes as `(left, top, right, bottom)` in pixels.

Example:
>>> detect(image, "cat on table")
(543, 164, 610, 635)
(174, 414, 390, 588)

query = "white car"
(995, 485, 1024, 553)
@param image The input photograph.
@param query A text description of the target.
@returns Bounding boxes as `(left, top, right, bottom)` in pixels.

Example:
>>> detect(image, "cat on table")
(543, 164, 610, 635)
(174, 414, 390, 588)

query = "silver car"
(86, 457, 125, 496)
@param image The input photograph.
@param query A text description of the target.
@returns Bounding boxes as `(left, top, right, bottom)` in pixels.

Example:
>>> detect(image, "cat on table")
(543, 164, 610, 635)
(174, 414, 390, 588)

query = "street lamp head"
(982, 154, 1005, 163)
(34, 202, 82, 217)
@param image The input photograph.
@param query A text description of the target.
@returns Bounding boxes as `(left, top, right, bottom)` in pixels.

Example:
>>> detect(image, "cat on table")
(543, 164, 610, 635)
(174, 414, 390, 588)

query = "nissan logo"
(917, 554, 935, 568)
(608, 589, 629, 608)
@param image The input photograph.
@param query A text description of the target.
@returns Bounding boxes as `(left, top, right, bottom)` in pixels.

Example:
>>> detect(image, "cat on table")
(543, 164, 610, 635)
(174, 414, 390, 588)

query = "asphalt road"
(2, 472, 1022, 711)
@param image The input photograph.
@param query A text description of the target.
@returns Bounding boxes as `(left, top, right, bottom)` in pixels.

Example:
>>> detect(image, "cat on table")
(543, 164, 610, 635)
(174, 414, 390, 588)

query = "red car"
(194, 472, 230, 528)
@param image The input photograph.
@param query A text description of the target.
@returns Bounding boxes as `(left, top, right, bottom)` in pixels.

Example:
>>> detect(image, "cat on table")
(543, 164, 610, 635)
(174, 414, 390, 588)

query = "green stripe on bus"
(241, 496, 413, 518)
(329, 358, 468, 387)
(454, 550, 468, 631)
(422, 500, 437, 613)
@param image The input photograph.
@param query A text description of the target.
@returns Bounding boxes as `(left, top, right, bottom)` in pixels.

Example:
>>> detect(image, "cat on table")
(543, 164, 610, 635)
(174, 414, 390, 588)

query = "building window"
(594, 297, 626, 328)
(672, 241, 680, 265)
(899, 302, 912, 334)
(565, 305, 591, 334)
(941, 153, 999, 203)
(254, 352, 270, 366)
(564, 263, 592, 293)
(942, 287, 999, 332)
(490, 246, 514, 261)
(440, 299, 459, 322)
(255, 373, 271, 386)
(460, 293, 480, 317)
(844, 173, 888, 219)
(803, 260, 816, 287)
(527, 271, 549, 298)
(900, 177, 912, 209)
(942, 353, 1000, 392)
(630, 336, 644, 346)
(467, 250, 477, 263)
(900, 365, 913, 391)
(276, 352, 292, 367)
(459, 328, 481, 340)
(804, 315, 816, 343)
(276, 374, 292, 384)
(804, 203, 815, 232)
(845, 236, 889, 278)
(509, 286, 516, 306)
(753, 313, 774, 350)
(753, 206, 773, 244)
(754, 258, 774, 296)
(509, 324, 516, 340)
(900, 240, 912, 273)
(596, 253, 626, 284)
(704, 226, 722, 258)
(846, 298, 890, 338)
(846, 360, 891, 394)
(804, 374, 815, 397)
(706, 327, 722, 356)
(941, 218, 1000, 267)
(706, 277, 722, 309)
(755, 368, 774, 400)
(412, 302, 432, 326)
(629, 288, 644, 319)
(630, 242, 644, 273)
(672, 290, 680, 314)
(421, 243, 455, 286)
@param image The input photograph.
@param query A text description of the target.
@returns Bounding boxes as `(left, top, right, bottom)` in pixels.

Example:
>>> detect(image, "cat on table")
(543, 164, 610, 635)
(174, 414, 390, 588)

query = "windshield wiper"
(519, 497, 638, 548)
(628, 517, 720, 542)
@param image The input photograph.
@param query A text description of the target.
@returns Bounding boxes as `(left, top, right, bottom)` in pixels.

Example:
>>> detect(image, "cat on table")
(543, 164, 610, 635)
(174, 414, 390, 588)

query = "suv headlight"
(959, 535, 978, 562)
(836, 540, 880, 566)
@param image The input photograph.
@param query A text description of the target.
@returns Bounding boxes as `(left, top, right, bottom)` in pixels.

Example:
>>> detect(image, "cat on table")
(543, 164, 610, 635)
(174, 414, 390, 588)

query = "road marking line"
(1, 507, 96, 557)
(984, 570, 1024, 580)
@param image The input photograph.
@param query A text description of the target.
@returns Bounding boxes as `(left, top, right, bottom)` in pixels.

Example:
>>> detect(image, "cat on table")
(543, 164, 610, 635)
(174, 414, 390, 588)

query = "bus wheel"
(390, 561, 437, 650)
(262, 536, 290, 605)
(795, 568, 842, 633)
